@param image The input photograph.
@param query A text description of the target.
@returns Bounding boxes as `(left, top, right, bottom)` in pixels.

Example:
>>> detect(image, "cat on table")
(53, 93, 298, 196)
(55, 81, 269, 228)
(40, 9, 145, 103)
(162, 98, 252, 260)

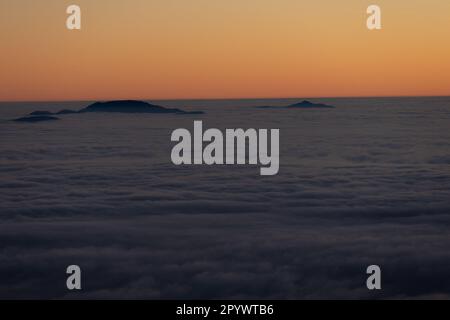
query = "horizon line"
(1, 94, 450, 103)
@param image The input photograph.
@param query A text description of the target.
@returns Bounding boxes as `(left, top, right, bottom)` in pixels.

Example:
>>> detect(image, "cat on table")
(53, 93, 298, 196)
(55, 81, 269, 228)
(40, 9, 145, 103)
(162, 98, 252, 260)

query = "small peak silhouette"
(287, 100, 334, 108)
(256, 100, 335, 109)
(13, 116, 60, 123)
(29, 111, 54, 116)
(55, 109, 78, 115)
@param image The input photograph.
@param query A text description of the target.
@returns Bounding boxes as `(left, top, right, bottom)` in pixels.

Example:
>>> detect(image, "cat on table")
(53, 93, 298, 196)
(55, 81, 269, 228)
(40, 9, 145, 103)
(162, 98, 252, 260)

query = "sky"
(1, 0, 450, 101)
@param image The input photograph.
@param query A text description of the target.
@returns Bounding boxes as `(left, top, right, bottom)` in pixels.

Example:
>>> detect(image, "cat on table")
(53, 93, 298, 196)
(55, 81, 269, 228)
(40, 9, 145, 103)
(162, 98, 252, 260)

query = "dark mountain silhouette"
(29, 110, 77, 116)
(288, 100, 334, 108)
(55, 109, 78, 115)
(23, 100, 204, 120)
(14, 116, 60, 123)
(29, 111, 53, 116)
(80, 100, 187, 114)
(256, 100, 335, 109)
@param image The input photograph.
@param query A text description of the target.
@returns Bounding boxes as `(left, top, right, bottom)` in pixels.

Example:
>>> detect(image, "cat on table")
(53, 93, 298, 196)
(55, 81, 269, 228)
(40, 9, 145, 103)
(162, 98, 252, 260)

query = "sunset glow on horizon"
(1, 0, 450, 101)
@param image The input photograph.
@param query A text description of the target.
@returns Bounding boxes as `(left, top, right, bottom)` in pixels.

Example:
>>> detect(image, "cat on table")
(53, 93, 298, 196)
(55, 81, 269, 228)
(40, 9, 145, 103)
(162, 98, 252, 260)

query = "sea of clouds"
(1, 97, 450, 299)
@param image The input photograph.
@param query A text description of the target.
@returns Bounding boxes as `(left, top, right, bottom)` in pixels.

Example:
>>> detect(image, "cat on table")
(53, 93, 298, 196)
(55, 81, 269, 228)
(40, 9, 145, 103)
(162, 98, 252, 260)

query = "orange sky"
(1, 0, 450, 101)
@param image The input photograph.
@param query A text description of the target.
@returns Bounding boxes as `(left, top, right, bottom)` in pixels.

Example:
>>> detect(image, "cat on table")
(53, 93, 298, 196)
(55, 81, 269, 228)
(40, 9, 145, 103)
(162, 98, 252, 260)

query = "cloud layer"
(1, 97, 450, 299)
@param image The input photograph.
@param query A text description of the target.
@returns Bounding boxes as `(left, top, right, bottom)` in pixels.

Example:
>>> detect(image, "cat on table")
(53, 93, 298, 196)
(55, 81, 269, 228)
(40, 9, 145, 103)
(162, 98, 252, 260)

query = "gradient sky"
(1, 0, 450, 101)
